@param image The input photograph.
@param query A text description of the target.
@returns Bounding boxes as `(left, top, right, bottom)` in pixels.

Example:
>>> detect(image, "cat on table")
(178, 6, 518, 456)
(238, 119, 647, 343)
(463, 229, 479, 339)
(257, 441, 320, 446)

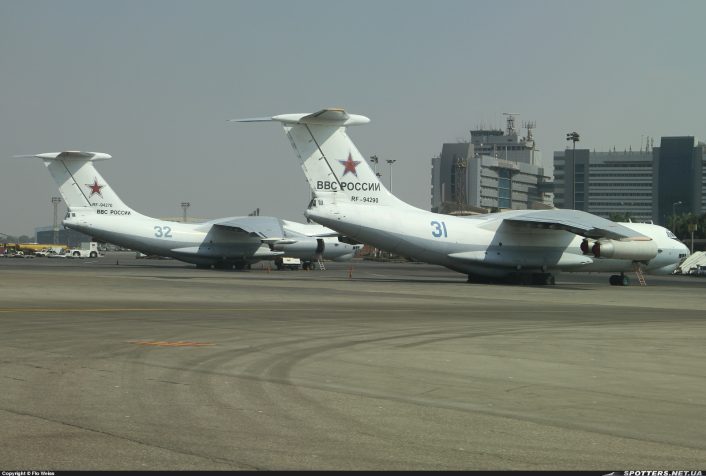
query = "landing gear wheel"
(609, 274, 630, 286)
(528, 273, 555, 285)
(466, 274, 489, 284)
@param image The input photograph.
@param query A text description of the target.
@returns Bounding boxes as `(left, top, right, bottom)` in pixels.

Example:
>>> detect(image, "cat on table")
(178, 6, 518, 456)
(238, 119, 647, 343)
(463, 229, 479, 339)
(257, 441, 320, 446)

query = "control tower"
(470, 113, 541, 166)
(431, 113, 552, 213)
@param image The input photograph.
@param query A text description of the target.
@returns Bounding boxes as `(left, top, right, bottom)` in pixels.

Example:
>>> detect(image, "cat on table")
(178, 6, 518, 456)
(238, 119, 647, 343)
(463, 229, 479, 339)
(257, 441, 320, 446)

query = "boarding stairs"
(633, 263, 647, 286)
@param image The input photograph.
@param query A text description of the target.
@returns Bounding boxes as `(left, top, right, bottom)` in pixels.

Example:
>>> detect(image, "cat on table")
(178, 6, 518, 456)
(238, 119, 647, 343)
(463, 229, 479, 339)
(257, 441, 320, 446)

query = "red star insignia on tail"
(339, 153, 361, 177)
(86, 178, 105, 198)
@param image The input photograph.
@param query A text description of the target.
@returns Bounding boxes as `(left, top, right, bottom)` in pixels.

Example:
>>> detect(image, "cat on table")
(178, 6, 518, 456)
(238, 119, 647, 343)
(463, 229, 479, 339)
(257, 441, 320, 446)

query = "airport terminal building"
(553, 136, 706, 225)
(35, 226, 93, 247)
(431, 115, 553, 214)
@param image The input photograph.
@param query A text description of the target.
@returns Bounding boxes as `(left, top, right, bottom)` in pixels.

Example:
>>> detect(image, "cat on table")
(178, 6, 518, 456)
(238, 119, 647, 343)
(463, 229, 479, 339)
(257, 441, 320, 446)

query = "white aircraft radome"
(236, 108, 689, 285)
(21, 151, 360, 268)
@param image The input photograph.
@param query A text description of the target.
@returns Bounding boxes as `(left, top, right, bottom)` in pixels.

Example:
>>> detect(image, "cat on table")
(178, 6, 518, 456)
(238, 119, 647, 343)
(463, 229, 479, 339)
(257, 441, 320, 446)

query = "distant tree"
(671, 212, 705, 239)
(438, 201, 476, 215)
(608, 212, 632, 222)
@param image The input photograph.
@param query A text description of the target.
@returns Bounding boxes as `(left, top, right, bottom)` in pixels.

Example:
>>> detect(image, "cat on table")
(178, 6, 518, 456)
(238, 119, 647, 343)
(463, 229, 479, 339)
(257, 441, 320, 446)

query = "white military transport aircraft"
(22, 151, 360, 269)
(236, 108, 689, 285)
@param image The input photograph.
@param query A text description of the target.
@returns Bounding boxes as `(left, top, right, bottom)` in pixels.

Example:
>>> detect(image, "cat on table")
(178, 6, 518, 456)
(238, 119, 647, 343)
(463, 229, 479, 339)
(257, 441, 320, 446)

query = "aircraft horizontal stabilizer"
(15, 151, 112, 161)
(232, 108, 370, 126)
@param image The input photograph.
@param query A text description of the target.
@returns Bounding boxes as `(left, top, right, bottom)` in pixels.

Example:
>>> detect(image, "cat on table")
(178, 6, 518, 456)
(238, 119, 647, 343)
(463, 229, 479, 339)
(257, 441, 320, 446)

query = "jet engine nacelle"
(590, 239, 658, 261)
(272, 238, 321, 255)
(580, 238, 595, 255)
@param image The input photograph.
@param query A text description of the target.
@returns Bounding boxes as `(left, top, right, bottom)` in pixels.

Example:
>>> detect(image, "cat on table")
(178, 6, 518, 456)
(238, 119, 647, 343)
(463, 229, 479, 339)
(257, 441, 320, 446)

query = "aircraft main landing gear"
(609, 273, 630, 286)
(525, 273, 555, 285)
(466, 272, 556, 285)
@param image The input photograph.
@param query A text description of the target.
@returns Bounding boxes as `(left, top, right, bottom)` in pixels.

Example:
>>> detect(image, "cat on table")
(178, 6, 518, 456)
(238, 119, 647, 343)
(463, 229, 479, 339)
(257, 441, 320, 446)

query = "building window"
(498, 169, 512, 208)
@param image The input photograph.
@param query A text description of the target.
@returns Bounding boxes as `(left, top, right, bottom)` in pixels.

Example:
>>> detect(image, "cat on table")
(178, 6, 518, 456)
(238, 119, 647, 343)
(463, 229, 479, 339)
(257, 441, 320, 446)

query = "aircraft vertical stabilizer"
(34, 151, 133, 211)
(236, 109, 410, 209)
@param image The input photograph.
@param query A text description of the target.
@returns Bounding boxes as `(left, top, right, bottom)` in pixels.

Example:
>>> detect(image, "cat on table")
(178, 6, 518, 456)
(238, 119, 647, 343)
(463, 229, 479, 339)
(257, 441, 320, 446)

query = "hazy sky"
(1, 0, 704, 236)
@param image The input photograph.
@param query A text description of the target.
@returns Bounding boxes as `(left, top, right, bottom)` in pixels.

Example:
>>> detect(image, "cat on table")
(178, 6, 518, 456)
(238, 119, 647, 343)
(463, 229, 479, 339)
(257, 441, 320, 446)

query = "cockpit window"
(666, 230, 678, 240)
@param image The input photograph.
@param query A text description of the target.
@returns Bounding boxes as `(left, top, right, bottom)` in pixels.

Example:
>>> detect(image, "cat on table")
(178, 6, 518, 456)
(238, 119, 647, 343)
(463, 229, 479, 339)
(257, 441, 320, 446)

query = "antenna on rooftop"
(502, 112, 519, 135)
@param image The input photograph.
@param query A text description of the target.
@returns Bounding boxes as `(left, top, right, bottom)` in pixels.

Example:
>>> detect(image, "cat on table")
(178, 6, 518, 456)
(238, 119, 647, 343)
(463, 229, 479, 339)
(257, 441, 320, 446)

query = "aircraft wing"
(501, 209, 651, 241)
(280, 220, 340, 238)
(207, 216, 286, 240)
(171, 216, 291, 258)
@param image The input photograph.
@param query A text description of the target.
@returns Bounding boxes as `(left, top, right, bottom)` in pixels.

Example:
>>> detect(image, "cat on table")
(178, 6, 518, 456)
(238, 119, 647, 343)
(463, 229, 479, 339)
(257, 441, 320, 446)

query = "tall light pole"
(51, 197, 62, 244)
(688, 223, 697, 254)
(181, 202, 190, 223)
(566, 132, 580, 208)
(672, 200, 682, 233)
(386, 159, 396, 192)
(368, 155, 382, 257)
(370, 155, 382, 178)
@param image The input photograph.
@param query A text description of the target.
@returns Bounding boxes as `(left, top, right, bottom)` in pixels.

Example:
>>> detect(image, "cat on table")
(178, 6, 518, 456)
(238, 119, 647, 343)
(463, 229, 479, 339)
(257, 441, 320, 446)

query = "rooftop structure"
(431, 114, 552, 214)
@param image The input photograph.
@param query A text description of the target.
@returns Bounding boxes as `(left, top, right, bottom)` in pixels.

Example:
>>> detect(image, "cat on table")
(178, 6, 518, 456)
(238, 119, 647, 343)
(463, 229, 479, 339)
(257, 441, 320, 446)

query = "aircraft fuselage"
(306, 203, 688, 278)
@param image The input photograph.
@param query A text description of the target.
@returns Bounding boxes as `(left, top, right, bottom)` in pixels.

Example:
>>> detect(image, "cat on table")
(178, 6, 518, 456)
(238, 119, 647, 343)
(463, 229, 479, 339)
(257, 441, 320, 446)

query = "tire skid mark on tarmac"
(199, 329, 444, 461)
(142, 324, 508, 460)
(121, 331, 361, 467)
(0, 405, 262, 470)
(135, 322, 527, 454)
(5, 307, 705, 459)
(230, 320, 572, 447)
(119, 332, 280, 468)
(114, 322, 706, 454)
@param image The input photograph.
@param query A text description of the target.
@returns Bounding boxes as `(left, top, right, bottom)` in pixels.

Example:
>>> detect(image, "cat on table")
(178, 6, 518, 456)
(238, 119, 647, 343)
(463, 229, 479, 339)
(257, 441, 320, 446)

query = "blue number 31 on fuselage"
(431, 221, 448, 238)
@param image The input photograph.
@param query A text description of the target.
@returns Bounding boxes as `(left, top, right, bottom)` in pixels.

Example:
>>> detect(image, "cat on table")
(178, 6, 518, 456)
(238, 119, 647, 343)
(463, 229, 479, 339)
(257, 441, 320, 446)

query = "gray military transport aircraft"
(19, 151, 360, 269)
(235, 108, 689, 285)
